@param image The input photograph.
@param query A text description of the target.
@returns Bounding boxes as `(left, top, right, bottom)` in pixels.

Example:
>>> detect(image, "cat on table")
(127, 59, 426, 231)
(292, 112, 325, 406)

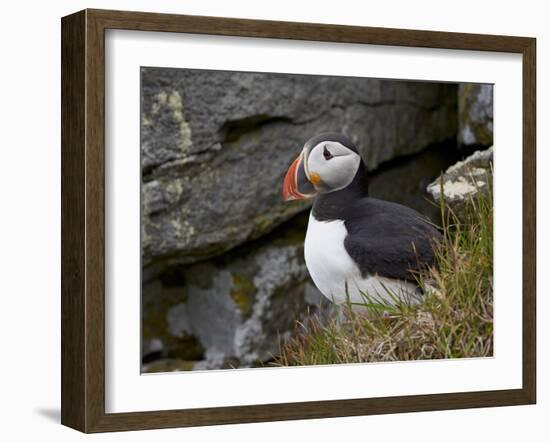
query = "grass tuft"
(273, 178, 493, 366)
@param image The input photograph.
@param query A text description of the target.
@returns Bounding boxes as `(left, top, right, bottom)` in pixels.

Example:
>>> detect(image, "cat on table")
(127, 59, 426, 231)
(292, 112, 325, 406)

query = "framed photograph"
(61, 9, 536, 433)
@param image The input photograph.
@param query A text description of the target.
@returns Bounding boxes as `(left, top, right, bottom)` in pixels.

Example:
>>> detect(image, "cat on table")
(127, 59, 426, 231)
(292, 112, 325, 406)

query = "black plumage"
(312, 155, 441, 282)
(343, 198, 441, 281)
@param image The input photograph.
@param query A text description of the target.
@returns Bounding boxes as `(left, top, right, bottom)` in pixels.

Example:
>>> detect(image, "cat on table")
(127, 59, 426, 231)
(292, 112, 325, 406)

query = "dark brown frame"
(61, 8, 536, 433)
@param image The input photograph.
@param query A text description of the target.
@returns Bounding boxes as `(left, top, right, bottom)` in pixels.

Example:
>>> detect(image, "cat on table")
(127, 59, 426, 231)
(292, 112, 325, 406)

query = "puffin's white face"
(305, 141, 361, 193)
(282, 137, 362, 201)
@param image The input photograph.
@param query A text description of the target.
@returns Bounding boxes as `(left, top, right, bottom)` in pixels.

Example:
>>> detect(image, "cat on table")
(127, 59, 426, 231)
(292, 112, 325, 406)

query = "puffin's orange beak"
(282, 151, 317, 201)
(282, 152, 303, 201)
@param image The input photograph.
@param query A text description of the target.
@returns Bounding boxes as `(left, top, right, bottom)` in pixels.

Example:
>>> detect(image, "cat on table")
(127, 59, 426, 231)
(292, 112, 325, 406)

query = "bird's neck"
(312, 162, 369, 221)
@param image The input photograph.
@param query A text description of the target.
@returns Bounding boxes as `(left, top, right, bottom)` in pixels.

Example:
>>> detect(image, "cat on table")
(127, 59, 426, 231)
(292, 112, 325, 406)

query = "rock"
(141, 68, 458, 266)
(368, 140, 466, 222)
(141, 214, 337, 369)
(426, 147, 493, 215)
(458, 84, 493, 147)
(142, 358, 197, 373)
(141, 276, 205, 361)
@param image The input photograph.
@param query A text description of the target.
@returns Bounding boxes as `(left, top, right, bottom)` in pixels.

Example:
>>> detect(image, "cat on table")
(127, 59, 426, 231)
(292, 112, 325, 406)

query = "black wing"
(343, 198, 442, 281)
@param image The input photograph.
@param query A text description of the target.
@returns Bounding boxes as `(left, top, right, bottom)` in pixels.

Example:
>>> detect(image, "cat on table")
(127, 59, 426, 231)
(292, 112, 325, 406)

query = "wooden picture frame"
(61, 8, 536, 433)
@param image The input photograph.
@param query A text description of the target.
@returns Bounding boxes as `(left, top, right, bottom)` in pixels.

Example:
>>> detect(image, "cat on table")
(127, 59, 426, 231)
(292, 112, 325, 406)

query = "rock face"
(141, 214, 336, 370)
(458, 84, 493, 147)
(141, 68, 458, 267)
(426, 146, 493, 216)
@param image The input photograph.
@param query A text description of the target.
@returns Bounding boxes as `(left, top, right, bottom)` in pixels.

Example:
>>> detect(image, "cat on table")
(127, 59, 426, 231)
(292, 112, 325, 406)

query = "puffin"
(282, 132, 442, 306)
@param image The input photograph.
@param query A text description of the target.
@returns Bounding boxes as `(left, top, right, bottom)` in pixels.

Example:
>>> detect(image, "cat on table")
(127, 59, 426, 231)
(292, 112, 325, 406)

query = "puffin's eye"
(323, 145, 333, 161)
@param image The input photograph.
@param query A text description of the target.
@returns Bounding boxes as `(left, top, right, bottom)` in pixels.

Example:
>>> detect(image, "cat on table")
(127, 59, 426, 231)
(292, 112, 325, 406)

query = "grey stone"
(141, 68, 458, 266)
(141, 216, 335, 369)
(426, 147, 493, 216)
(458, 84, 493, 147)
(368, 142, 466, 222)
(142, 358, 196, 373)
(141, 277, 205, 361)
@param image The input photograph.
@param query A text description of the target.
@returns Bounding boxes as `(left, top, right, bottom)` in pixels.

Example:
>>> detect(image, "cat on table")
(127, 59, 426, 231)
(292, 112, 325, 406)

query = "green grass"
(273, 180, 493, 366)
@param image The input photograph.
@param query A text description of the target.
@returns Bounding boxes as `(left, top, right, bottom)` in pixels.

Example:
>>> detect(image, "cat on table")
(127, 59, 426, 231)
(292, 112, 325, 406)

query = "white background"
(0, 0, 547, 440)
(106, 31, 523, 412)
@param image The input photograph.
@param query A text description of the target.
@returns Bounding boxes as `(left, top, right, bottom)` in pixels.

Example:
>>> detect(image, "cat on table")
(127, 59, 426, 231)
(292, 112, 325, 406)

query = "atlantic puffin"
(282, 132, 442, 306)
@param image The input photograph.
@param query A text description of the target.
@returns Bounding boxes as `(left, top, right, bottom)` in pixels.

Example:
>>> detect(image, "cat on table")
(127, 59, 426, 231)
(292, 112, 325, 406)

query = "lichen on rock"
(141, 89, 193, 171)
(427, 146, 493, 216)
(230, 274, 256, 317)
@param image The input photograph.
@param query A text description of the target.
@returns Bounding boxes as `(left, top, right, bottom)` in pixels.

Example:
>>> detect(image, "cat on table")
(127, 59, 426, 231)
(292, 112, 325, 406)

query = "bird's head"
(282, 132, 362, 201)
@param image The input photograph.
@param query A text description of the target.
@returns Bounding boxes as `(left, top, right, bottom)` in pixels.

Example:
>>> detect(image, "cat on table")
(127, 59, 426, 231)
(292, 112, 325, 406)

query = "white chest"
(304, 213, 361, 303)
(304, 212, 419, 305)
